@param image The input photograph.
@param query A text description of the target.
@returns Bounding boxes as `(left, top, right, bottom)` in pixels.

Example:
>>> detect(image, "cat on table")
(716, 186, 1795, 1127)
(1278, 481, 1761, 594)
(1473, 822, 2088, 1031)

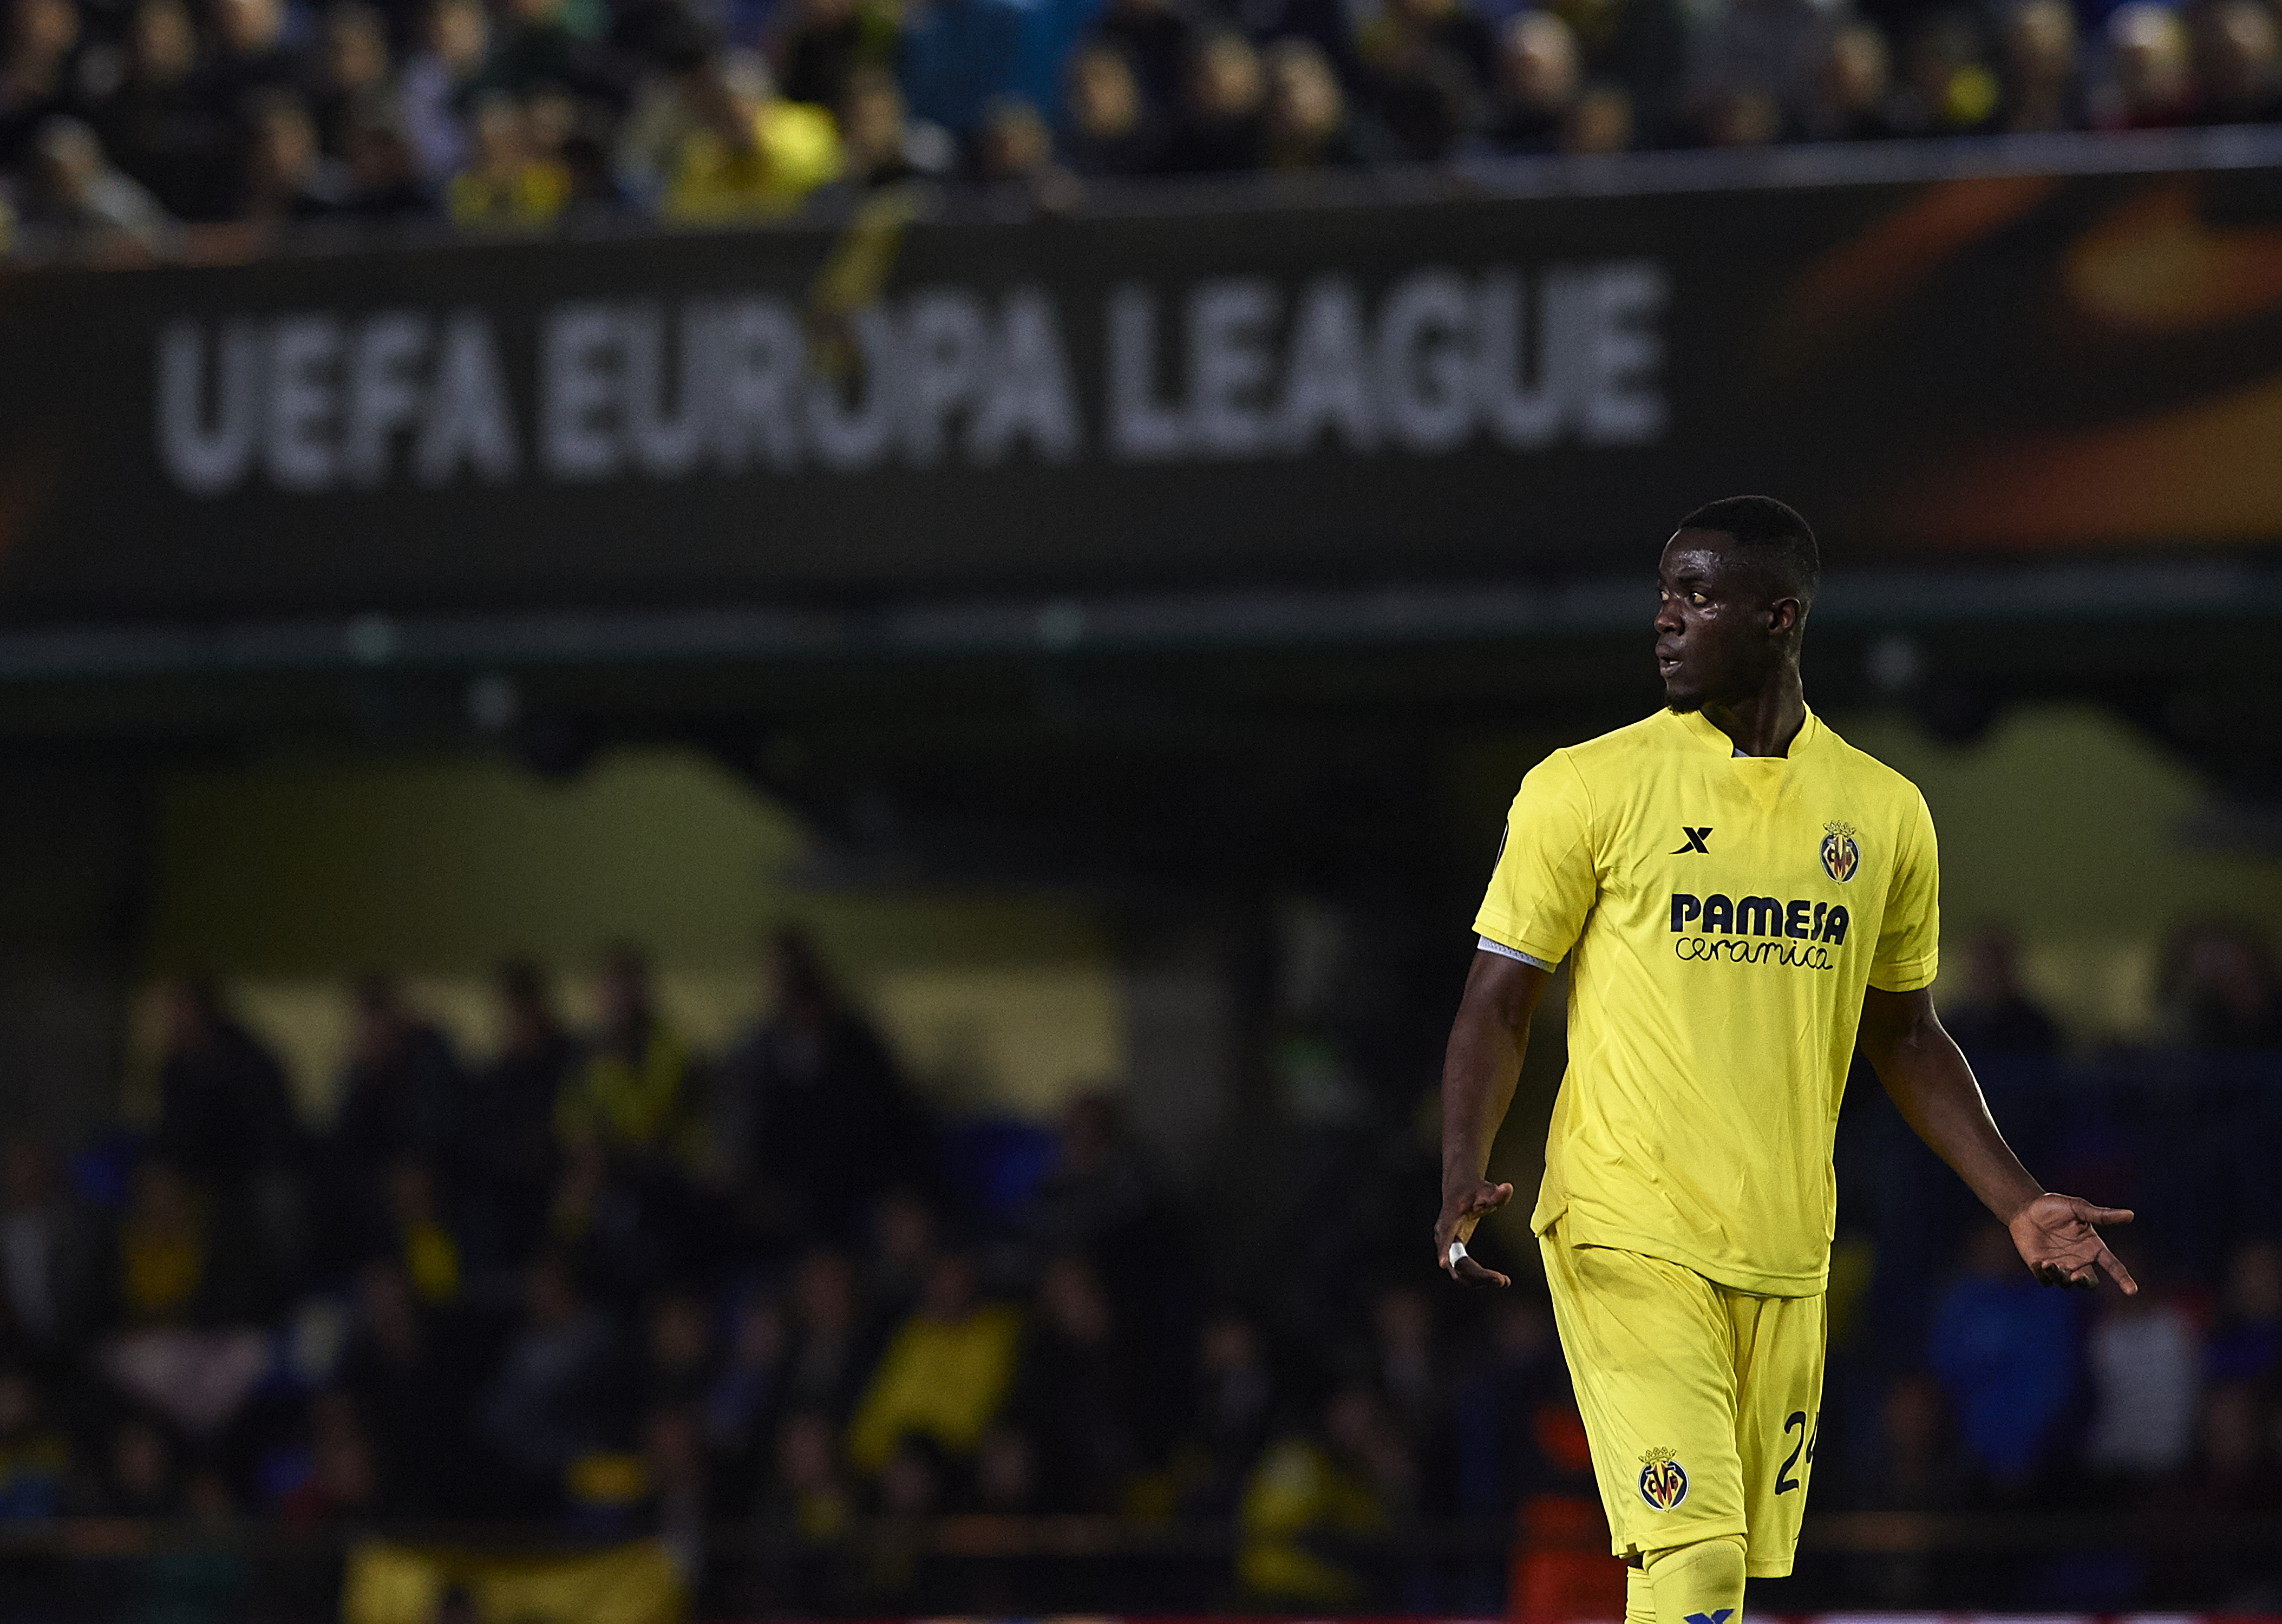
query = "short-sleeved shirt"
(1474, 704, 1939, 1297)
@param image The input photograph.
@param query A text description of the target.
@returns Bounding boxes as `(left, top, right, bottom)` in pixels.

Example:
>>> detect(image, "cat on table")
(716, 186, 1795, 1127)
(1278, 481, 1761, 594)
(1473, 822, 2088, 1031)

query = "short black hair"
(1677, 495, 1820, 608)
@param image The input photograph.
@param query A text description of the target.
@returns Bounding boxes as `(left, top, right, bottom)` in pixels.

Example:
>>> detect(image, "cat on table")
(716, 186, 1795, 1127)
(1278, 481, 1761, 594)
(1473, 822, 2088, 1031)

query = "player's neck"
(1699, 671, 1807, 758)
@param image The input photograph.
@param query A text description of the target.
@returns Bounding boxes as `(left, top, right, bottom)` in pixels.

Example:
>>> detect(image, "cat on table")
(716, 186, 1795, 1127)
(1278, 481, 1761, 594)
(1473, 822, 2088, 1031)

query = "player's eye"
(1689, 593, 1709, 607)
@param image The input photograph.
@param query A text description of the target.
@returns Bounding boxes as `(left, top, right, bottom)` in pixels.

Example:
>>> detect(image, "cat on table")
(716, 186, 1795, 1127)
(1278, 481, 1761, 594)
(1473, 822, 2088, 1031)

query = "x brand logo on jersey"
(1685, 1610, 1735, 1624)
(1671, 826, 1713, 854)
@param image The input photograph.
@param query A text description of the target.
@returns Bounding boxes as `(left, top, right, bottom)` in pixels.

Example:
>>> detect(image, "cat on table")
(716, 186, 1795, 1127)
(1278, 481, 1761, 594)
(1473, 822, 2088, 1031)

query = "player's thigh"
(1730, 1287, 1828, 1578)
(1539, 1230, 1749, 1560)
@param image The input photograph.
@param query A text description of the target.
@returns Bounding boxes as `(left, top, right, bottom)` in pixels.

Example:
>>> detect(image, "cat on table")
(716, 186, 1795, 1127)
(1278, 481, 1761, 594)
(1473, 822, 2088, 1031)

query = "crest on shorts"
(1819, 821, 1860, 884)
(1638, 1446, 1689, 1510)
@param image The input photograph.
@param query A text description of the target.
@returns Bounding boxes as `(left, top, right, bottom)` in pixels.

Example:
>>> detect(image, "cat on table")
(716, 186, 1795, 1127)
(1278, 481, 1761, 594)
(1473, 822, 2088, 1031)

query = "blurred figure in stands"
(1086, 0, 1193, 116)
(659, 49, 839, 220)
(0, 1139, 95, 1373)
(829, 63, 952, 187)
(313, 2, 394, 153)
(971, 92, 1078, 208)
(476, 1253, 623, 1510)
(775, 0, 899, 110)
(2160, 920, 2282, 1048)
(1799, 20, 1895, 140)
(1160, 30, 1266, 172)
(781, 1248, 874, 1423)
(338, 1259, 470, 1515)
(1928, 1224, 2085, 1495)
(1168, 1311, 1278, 1515)
(720, 930, 923, 1233)
(1998, 0, 2081, 131)
(1061, 41, 1161, 175)
(1260, 38, 1374, 168)
(846, 1249, 1022, 1476)
(1010, 1253, 1138, 1511)
(1356, 0, 1490, 159)
(447, 88, 568, 225)
(466, 960, 571, 1269)
(19, 115, 176, 249)
(1561, 82, 1631, 150)
(558, 945, 697, 1161)
(1540, 0, 1683, 138)
(1941, 927, 2061, 1058)
(1237, 1382, 1413, 1606)
(2095, 2, 2195, 127)
(895, 0, 1025, 139)
(153, 978, 305, 1280)
(2206, 1240, 2282, 1387)
(1886, 11, 1998, 135)
(1371, 1285, 1452, 1498)
(0, 0, 93, 171)
(2082, 1243, 2199, 1498)
(330, 975, 461, 1259)
(94, 0, 234, 219)
(1485, 12, 1580, 153)
(237, 87, 355, 216)
(2192, 0, 2282, 123)
(0, 1370, 70, 1520)
(210, 0, 316, 109)
(337, 91, 429, 213)
(399, 0, 489, 184)
(1683, 0, 1819, 137)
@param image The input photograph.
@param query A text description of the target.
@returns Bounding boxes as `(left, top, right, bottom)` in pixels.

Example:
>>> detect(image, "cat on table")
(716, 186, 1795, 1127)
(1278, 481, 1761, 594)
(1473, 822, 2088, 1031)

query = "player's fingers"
(2097, 1245, 2140, 1295)
(1467, 1182, 1515, 1215)
(1454, 1255, 1510, 1289)
(2080, 1205, 2134, 1227)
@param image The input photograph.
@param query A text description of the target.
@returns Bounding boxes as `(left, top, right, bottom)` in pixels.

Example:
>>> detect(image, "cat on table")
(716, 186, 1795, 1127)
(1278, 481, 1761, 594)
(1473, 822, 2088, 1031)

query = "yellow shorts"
(1539, 1224, 1827, 1578)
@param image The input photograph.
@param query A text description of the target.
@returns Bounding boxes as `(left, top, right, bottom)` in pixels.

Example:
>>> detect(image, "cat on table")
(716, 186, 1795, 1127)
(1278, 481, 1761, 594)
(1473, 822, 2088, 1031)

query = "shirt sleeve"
(1472, 751, 1598, 966)
(1869, 791, 1940, 992)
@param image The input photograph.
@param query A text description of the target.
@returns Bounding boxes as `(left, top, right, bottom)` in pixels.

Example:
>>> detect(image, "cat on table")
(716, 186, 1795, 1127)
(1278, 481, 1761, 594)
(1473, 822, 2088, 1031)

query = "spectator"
(1887, 10, 1999, 135)
(2094, 1, 2194, 128)
(2160, 921, 2282, 1048)
(1159, 29, 1266, 172)
(702, 1288, 787, 1469)
(398, 0, 488, 183)
(0, 1370, 68, 1519)
(208, 0, 316, 112)
(1060, 40, 1160, 173)
(476, 1253, 622, 1505)
(829, 62, 953, 187)
(0, 0, 91, 167)
(775, 0, 898, 110)
(1451, 1295, 1584, 1517)
(1999, 0, 2082, 132)
(2082, 1247, 2199, 1488)
(1371, 1285, 1450, 1483)
(783, 1248, 874, 1422)
(337, 1260, 470, 1515)
(277, 1390, 380, 1523)
(642, 1288, 716, 1410)
(384, 1157, 461, 1306)
(897, 0, 1026, 136)
(2193, 0, 2282, 124)
(1173, 1312, 1278, 1514)
(658, 52, 839, 221)
(1486, 11, 1580, 152)
(1683, 0, 1820, 133)
(1084, 0, 1192, 115)
(104, 1159, 251, 1326)
(1010, 1253, 1137, 1511)
(0, 1137, 97, 1369)
(466, 959, 572, 1269)
(1261, 37, 1375, 167)
(557, 946, 698, 1156)
(764, 1406, 853, 1537)
(472, 0, 612, 103)
(153, 978, 303, 1218)
(94, 0, 236, 218)
(1357, 0, 1492, 159)
(1800, 19, 1897, 140)
(1237, 1383, 1410, 1606)
(1562, 80, 1631, 149)
(447, 88, 567, 225)
(1928, 1224, 2085, 1492)
(329, 975, 461, 1260)
(18, 113, 176, 249)
(720, 931, 924, 1233)
(237, 87, 355, 216)
(1942, 927, 2062, 1058)
(1539, 0, 1684, 136)
(846, 1249, 1023, 1473)
(85, 1413, 182, 1516)
(2206, 1239, 2282, 1386)
(972, 89, 1060, 187)
(315, 2, 393, 152)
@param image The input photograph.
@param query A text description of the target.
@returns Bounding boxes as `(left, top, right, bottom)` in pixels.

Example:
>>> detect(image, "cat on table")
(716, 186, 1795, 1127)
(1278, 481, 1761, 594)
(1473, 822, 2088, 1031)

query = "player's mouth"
(1657, 648, 1684, 678)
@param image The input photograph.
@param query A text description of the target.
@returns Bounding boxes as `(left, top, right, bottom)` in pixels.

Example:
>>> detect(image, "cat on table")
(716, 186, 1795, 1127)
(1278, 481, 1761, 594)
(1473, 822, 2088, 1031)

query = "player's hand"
(1435, 1179, 1514, 1288)
(2008, 1192, 2136, 1293)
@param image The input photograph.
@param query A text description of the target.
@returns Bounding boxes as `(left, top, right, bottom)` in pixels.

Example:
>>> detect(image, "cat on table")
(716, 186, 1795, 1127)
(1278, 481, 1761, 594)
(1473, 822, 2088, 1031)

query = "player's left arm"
(1858, 986, 2136, 1294)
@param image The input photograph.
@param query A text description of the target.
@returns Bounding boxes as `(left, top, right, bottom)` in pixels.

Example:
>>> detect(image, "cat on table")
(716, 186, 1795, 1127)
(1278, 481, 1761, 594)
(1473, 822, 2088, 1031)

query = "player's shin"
(1641, 1533, 1747, 1624)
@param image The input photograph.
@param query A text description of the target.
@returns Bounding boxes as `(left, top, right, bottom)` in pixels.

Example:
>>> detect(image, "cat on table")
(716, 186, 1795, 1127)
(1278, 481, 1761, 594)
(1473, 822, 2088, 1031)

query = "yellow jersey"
(663, 101, 843, 224)
(1474, 705, 1939, 1296)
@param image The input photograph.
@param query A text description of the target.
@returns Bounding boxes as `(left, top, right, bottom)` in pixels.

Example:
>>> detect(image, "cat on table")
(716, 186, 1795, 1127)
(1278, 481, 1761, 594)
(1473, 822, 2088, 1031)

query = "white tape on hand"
(1447, 1241, 1469, 1269)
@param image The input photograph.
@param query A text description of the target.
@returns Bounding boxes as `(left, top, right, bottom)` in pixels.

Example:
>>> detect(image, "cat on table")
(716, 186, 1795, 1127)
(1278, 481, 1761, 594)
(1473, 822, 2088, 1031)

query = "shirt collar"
(1671, 703, 1820, 759)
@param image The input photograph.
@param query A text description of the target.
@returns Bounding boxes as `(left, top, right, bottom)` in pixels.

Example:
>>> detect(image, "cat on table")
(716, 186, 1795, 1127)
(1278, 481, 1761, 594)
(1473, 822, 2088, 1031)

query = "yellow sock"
(1625, 1563, 1657, 1624)
(1643, 1534, 1747, 1624)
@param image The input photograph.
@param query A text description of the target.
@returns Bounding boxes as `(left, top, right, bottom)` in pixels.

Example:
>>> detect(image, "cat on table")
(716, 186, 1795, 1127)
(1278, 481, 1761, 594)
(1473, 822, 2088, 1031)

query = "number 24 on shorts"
(1775, 1411, 1818, 1494)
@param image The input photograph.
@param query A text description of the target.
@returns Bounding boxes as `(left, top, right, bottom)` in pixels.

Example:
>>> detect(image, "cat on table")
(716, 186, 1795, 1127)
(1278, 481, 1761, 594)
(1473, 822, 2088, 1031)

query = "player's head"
(1655, 496, 1818, 714)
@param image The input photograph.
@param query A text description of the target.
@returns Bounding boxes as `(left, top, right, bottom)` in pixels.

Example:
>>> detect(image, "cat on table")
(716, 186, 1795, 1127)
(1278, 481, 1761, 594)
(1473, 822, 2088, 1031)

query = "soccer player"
(1433, 496, 2134, 1624)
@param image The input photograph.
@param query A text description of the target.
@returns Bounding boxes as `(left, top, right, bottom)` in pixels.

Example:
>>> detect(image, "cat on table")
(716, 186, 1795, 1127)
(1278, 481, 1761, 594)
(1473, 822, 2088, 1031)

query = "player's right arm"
(1435, 950, 1552, 1288)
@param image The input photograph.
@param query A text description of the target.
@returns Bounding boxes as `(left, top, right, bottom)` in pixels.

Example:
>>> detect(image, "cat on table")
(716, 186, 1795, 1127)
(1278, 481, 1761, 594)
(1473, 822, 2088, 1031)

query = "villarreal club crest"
(1638, 1446, 1689, 1510)
(1820, 821, 1860, 885)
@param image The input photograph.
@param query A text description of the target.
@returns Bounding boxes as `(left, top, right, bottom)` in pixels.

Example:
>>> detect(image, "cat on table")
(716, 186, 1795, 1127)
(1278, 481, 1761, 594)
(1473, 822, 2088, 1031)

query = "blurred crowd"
(2, 0, 2280, 254)
(2, 918, 2282, 1612)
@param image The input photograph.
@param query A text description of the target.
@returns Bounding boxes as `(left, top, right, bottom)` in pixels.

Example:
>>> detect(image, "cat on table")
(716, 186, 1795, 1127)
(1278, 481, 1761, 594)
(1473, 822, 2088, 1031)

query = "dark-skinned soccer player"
(1433, 496, 2134, 1624)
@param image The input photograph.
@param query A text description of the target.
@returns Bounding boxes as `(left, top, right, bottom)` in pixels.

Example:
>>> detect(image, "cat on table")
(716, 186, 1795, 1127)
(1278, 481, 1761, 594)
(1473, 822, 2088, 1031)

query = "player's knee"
(1640, 1533, 1746, 1624)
